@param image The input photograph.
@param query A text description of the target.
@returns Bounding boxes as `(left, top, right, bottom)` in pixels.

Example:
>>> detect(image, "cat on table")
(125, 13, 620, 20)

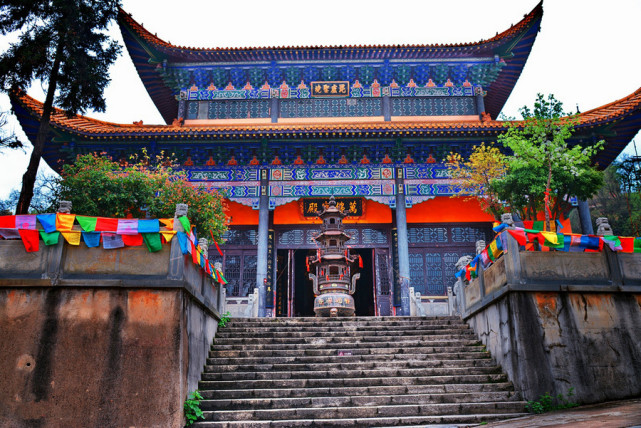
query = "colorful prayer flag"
(142, 233, 162, 252)
(0, 215, 15, 228)
(82, 232, 101, 248)
(178, 216, 191, 233)
(508, 229, 527, 246)
(18, 229, 39, 252)
(117, 219, 139, 235)
(160, 231, 176, 242)
(159, 218, 174, 230)
(56, 213, 75, 231)
(15, 215, 36, 230)
(40, 231, 60, 246)
(76, 216, 98, 232)
(36, 214, 56, 233)
(138, 219, 160, 233)
(95, 217, 118, 232)
(102, 233, 124, 249)
(177, 231, 190, 255)
(61, 231, 81, 246)
(122, 234, 143, 246)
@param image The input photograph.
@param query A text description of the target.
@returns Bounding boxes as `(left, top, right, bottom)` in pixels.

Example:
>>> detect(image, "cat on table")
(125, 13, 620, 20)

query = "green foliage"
(445, 142, 508, 220)
(590, 162, 641, 236)
(218, 311, 231, 328)
(0, 0, 121, 214)
(54, 152, 228, 241)
(0, 173, 58, 214)
(494, 165, 603, 222)
(526, 388, 579, 414)
(184, 390, 205, 426)
(497, 94, 604, 228)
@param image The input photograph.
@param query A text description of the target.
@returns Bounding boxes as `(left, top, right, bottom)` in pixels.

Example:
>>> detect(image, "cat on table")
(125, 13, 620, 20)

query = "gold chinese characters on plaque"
(310, 81, 350, 98)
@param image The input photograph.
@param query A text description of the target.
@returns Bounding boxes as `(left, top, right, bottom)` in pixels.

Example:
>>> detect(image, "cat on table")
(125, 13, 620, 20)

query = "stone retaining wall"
(0, 238, 222, 427)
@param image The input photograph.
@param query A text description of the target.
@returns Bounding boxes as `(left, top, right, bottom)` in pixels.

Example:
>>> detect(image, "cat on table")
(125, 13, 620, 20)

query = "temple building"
(11, 2, 641, 317)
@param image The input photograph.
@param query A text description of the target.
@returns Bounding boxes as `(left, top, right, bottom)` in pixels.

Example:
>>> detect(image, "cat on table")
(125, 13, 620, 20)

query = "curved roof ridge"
(118, 2, 542, 53)
(13, 85, 641, 138)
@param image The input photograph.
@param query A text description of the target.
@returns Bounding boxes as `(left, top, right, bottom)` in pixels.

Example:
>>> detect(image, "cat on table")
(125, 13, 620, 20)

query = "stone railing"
(459, 230, 641, 318)
(459, 228, 641, 405)
(0, 206, 225, 427)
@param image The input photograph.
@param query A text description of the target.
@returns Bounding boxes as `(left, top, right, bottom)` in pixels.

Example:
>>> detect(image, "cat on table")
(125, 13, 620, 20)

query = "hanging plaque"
(302, 198, 363, 217)
(310, 81, 350, 97)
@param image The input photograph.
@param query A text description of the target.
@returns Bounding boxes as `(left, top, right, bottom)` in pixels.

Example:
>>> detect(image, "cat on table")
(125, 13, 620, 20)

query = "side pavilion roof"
(118, 2, 543, 123)
(11, 86, 641, 168)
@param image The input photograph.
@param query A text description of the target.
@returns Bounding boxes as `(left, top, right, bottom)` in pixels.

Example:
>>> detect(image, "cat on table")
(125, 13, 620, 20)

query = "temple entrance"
(351, 249, 375, 316)
(275, 248, 376, 317)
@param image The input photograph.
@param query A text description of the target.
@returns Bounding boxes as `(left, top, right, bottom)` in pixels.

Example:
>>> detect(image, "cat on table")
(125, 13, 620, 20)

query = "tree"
(497, 94, 604, 230)
(493, 164, 603, 221)
(590, 160, 641, 236)
(445, 142, 508, 220)
(0, 110, 22, 152)
(55, 152, 229, 242)
(0, 0, 121, 214)
(0, 173, 58, 214)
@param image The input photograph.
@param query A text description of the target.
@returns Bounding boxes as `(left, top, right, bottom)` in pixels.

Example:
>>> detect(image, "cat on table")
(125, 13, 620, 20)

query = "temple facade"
(12, 2, 641, 317)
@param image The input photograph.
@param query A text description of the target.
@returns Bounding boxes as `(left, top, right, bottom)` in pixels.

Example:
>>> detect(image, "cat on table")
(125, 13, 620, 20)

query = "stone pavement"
(483, 397, 641, 427)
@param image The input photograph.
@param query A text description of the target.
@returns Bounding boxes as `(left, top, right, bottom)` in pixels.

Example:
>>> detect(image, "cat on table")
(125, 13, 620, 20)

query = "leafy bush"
(218, 311, 231, 328)
(184, 390, 205, 425)
(54, 152, 228, 241)
(526, 388, 578, 414)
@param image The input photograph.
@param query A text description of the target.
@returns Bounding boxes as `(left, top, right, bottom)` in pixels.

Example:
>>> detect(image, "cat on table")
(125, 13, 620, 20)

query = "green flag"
(76, 216, 98, 232)
(634, 238, 641, 253)
(142, 233, 163, 253)
(39, 231, 60, 245)
(178, 216, 191, 233)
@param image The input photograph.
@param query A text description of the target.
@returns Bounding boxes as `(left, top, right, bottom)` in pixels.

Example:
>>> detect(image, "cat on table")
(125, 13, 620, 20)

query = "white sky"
(1, 0, 640, 198)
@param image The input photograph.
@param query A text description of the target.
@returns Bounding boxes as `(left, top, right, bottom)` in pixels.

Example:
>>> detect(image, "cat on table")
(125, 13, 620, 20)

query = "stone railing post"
(168, 204, 188, 280)
(501, 213, 523, 286)
(475, 239, 486, 299)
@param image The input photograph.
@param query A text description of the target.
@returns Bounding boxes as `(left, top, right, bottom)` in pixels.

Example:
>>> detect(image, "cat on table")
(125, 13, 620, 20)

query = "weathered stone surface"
(0, 239, 222, 428)
(467, 291, 641, 403)
(484, 256, 506, 295)
(465, 278, 481, 306)
(520, 252, 609, 283)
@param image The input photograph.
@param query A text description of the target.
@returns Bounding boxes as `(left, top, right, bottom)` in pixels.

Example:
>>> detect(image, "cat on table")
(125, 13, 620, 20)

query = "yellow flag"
(540, 231, 558, 245)
(160, 231, 176, 242)
(160, 218, 174, 230)
(61, 231, 81, 245)
(56, 213, 76, 231)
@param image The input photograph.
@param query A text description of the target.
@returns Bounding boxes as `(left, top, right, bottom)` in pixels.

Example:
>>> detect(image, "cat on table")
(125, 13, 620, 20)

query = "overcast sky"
(1, 0, 640, 198)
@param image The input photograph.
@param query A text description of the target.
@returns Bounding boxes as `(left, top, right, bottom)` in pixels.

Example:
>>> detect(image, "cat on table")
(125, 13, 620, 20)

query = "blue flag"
(37, 214, 57, 233)
(82, 232, 101, 248)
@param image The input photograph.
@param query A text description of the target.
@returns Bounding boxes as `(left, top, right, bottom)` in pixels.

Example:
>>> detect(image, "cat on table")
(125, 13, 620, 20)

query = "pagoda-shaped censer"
(308, 196, 360, 317)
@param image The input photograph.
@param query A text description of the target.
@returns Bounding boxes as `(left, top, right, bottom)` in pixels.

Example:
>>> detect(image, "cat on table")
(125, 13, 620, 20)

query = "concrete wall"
(0, 237, 222, 428)
(462, 231, 641, 404)
(467, 291, 641, 403)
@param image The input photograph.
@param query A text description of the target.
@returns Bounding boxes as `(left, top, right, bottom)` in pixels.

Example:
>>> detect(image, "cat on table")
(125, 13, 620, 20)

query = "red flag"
(358, 255, 363, 268)
(620, 237, 635, 253)
(19, 229, 39, 252)
(508, 229, 527, 246)
(206, 261, 211, 274)
(122, 234, 143, 246)
(0, 215, 15, 228)
(305, 257, 309, 272)
(210, 231, 224, 256)
(95, 217, 118, 232)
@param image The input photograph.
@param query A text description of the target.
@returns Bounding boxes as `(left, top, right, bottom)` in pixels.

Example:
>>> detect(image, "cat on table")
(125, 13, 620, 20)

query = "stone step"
(230, 316, 461, 323)
(198, 373, 509, 390)
(206, 351, 491, 366)
(200, 382, 516, 400)
(210, 344, 483, 358)
(213, 333, 477, 345)
(216, 324, 471, 337)
(205, 358, 496, 373)
(215, 331, 476, 341)
(200, 390, 520, 411)
(211, 338, 479, 351)
(201, 401, 527, 422)
(194, 413, 528, 428)
(201, 366, 502, 382)
(193, 412, 529, 428)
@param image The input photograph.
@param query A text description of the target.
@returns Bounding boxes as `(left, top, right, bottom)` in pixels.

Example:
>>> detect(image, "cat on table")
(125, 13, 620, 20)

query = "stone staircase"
(193, 317, 527, 427)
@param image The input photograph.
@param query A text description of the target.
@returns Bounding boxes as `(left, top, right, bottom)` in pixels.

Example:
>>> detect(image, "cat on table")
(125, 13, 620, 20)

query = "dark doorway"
(351, 249, 375, 316)
(293, 250, 315, 317)
(275, 249, 290, 317)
